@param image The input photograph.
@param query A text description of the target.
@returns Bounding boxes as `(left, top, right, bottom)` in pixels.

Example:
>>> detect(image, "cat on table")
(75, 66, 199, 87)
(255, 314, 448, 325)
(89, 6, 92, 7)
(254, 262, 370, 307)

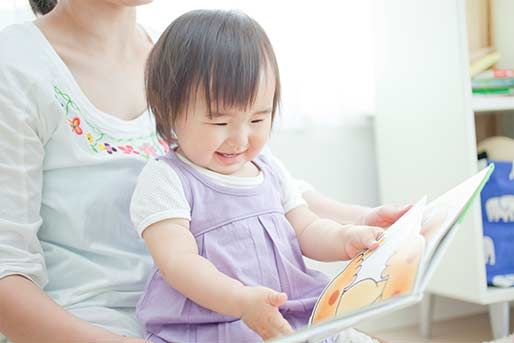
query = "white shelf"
(472, 95, 514, 112)
(482, 286, 514, 304)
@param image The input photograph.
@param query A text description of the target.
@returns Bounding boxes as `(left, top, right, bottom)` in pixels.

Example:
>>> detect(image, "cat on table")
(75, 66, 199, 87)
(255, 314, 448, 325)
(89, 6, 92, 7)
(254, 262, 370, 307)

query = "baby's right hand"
(238, 286, 294, 340)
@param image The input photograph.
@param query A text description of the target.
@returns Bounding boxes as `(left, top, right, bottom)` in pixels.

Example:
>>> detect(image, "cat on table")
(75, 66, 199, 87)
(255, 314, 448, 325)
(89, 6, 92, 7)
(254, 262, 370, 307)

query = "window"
(138, 1, 375, 128)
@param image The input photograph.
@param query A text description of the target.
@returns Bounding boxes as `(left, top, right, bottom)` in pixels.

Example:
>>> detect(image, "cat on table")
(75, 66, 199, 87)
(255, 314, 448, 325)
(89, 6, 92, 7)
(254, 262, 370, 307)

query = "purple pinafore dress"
(136, 151, 330, 342)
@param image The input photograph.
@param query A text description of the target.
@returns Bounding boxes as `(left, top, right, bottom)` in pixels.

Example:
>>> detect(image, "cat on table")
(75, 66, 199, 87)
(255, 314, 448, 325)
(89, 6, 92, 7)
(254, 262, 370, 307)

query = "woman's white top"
(0, 22, 164, 338)
(0, 21, 313, 339)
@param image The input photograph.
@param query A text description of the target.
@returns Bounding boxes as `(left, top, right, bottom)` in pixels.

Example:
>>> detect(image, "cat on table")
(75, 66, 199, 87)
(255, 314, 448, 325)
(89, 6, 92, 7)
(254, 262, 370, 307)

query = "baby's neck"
(174, 149, 260, 177)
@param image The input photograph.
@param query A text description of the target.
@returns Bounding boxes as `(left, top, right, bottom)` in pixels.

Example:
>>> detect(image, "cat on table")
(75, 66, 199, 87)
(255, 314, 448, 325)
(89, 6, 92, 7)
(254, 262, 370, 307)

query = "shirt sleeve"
(130, 159, 191, 237)
(260, 147, 309, 213)
(0, 62, 48, 288)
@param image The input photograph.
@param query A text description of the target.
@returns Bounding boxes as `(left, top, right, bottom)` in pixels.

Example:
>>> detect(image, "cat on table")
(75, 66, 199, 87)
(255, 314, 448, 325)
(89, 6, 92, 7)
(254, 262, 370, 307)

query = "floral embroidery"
(68, 117, 83, 135)
(86, 133, 94, 145)
(118, 144, 139, 155)
(54, 85, 168, 159)
(98, 142, 118, 154)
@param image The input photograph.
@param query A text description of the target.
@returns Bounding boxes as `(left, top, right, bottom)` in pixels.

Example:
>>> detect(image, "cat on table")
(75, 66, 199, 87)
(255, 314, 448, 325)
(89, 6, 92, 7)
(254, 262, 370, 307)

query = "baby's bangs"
(202, 44, 273, 115)
(185, 10, 280, 115)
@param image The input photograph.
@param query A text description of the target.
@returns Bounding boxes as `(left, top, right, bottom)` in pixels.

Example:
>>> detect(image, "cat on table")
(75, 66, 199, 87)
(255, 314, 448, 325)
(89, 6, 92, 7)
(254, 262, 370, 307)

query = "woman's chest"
(52, 34, 150, 121)
(67, 58, 148, 121)
(44, 84, 169, 169)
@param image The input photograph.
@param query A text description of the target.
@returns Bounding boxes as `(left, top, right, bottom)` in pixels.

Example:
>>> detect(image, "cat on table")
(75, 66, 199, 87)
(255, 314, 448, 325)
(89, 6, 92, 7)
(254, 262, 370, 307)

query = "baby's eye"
(251, 119, 264, 124)
(212, 123, 228, 126)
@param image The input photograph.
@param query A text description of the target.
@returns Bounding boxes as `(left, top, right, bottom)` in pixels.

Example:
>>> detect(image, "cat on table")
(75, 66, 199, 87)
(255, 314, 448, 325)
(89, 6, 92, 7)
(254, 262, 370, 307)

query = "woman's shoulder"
(1, 22, 35, 62)
(0, 22, 66, 141)
(0, 22, 54, 84)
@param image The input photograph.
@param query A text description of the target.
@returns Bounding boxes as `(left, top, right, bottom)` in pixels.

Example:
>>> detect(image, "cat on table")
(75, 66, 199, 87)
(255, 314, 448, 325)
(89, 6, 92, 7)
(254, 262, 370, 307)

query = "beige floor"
(371, 311, 514, 343)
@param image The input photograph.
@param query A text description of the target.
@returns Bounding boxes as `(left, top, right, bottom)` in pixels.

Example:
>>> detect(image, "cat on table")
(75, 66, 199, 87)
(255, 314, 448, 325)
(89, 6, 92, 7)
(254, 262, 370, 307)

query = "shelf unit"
(472, 95, 514, 112)
(374, 0, 514, 340)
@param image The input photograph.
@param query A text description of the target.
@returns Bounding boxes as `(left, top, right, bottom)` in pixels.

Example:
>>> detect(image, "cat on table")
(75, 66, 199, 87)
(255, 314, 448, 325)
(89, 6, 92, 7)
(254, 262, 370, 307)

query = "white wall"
(270, 119, 379, 207)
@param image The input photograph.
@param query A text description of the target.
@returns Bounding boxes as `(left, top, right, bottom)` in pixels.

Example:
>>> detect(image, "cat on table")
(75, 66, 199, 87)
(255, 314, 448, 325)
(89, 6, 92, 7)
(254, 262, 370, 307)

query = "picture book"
(271, 164, 494, 343)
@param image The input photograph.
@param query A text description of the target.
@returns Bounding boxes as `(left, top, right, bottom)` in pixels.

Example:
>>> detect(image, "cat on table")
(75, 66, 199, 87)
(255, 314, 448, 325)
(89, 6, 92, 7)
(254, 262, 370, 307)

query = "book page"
(420, 165, 493, 270)
(309, 197, 427, 325)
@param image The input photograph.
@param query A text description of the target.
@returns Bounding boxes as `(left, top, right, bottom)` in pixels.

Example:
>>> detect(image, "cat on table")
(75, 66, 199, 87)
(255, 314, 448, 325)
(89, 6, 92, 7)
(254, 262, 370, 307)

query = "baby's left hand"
(341, 225, 385, 260)
(361, 204, 411, 228)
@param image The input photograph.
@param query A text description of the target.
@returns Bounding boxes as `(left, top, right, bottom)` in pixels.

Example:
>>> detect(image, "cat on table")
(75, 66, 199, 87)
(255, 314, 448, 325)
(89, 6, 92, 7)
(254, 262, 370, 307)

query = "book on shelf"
(271, 165, 494, 343)
(474, 69, 514, 80)
(472, 87, 514, 96)
(472, 78, 514, 89)
(470, 51, 501, 77)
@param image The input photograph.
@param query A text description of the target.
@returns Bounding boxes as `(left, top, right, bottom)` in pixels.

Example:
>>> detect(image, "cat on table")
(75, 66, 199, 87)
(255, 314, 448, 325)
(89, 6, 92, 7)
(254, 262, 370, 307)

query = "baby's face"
(174, 69, 275, 175)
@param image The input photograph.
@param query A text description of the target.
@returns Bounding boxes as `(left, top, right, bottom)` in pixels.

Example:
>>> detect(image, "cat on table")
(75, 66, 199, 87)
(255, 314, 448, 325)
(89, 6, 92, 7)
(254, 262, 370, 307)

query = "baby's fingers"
(267, 291, 288, 308)
(361, 227, 384, 250)
(265, 313, 294, 339)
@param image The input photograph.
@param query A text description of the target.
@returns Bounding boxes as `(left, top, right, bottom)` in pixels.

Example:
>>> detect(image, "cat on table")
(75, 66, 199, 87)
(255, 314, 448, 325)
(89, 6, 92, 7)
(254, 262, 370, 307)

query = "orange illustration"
(310, 253, 365, 324)
(310, 232, 425, 324)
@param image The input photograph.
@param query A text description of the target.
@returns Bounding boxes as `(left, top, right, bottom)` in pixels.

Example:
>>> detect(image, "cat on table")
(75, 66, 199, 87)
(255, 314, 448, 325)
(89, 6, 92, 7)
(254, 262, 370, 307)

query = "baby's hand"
(341, 225, 384, 259)
(238, 286, 293, 340)
(361, 204, 411, 227)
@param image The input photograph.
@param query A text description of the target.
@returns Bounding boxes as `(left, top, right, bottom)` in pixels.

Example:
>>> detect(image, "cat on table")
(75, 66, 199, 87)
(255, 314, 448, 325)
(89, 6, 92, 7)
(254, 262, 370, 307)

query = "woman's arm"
(0, 275, 141, 343)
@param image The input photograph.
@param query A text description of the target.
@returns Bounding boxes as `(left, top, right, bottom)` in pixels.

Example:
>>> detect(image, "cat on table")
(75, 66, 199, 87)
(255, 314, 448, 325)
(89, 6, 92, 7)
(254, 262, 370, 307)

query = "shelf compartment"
(472, 95, 514, 112)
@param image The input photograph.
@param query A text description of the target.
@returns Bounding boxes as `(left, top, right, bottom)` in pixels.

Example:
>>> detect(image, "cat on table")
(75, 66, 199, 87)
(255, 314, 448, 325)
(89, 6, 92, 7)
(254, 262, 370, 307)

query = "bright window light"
(139, 1, 376, 128)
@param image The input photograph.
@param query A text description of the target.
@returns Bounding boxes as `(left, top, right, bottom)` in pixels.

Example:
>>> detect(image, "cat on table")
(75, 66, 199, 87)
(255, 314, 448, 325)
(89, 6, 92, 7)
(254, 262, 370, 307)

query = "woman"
(0, 1, 406, 342)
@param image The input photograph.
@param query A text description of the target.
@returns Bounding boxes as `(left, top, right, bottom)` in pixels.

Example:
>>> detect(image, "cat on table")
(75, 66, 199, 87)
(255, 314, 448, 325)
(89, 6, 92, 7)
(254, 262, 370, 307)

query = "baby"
(131, 9, 386, 343)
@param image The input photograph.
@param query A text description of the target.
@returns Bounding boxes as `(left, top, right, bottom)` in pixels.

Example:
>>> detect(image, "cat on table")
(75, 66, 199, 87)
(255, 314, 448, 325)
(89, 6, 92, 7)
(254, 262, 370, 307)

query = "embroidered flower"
(139, 143, 157, 157)
(98, 142, 118, 154)
(68, 117, 83, 135)
(158, 138, 170, 154)
(118, 144, 139, 155)
(86, 133, 94, 145)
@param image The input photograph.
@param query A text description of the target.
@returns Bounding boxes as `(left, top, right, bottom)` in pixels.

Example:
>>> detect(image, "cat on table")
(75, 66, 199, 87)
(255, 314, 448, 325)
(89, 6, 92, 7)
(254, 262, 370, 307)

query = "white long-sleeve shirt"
(0, 22, 163, 338)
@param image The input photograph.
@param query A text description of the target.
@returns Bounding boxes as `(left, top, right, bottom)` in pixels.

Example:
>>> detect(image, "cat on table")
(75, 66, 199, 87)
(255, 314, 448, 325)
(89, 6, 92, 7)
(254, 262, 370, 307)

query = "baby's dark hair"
(28, 0, 57, 15)
(146, 10, 281, 144)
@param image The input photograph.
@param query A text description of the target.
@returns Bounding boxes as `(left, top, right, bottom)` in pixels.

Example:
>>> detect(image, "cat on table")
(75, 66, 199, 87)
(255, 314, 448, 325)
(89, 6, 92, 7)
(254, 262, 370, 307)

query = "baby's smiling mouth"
(216, 151, 246, 157)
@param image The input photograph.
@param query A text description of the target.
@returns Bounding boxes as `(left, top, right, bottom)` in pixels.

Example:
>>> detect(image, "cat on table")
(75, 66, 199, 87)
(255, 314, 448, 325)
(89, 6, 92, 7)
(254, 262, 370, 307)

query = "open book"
(272, 164, 494, 343)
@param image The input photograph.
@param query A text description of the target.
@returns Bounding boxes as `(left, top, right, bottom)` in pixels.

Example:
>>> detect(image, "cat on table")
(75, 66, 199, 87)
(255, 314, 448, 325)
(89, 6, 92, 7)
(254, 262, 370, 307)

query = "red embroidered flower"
(69, 117, 83, 135)
(118, 145, 139, 155)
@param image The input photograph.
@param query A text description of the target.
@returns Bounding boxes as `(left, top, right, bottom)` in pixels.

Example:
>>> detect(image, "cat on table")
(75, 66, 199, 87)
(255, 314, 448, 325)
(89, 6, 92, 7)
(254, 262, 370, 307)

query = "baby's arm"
(142, 219, 293, 340)
(286, 206, 384, 261)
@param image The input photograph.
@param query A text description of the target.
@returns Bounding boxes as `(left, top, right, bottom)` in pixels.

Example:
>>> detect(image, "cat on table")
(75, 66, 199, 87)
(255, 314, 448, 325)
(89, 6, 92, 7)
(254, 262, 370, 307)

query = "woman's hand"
(361, 204, 411, 227)
(238, 286, 293, 340)
(340, 225, 385, 259)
